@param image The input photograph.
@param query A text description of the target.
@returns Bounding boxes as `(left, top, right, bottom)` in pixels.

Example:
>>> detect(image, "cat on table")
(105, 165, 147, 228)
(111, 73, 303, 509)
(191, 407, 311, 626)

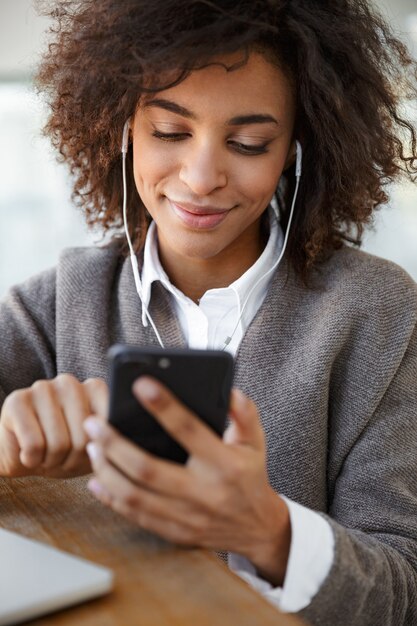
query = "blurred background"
(0, 0, 416, 296)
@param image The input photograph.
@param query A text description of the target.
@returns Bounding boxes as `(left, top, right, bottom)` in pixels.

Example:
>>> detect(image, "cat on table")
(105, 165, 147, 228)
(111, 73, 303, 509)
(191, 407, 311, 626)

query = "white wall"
(0, 0, 51, 79)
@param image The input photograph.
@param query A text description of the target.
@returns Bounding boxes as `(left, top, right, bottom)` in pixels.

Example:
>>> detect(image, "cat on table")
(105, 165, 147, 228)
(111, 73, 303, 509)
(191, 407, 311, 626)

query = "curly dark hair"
(35, 0, 417, 281)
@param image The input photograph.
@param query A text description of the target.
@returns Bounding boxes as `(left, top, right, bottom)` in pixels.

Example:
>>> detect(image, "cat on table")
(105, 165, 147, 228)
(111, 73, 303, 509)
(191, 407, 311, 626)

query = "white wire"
(222, 144, 302, 350)
(122, 147, 165, 348)
(121, 121, 302, 352)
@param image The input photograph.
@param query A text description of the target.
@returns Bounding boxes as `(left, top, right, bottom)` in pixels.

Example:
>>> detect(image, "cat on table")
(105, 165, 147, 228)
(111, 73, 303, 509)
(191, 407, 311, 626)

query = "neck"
(157, 220, 267, 303)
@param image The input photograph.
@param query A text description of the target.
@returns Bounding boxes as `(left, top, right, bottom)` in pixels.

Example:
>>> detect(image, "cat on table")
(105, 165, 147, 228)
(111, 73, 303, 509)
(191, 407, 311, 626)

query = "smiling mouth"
(168, 200, 231, 229)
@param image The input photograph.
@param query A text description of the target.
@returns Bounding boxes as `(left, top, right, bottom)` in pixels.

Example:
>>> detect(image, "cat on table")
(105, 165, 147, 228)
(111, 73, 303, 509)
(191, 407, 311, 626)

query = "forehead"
(140, 52, 295, 122)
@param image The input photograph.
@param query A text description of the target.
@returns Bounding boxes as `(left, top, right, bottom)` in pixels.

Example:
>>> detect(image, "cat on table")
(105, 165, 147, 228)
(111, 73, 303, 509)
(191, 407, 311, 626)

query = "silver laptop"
(0, 528, 113, 625)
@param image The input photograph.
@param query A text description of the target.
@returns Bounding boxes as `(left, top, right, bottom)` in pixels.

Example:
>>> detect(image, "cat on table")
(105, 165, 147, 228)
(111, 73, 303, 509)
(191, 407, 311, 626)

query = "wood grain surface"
(0, 476, 307, 626)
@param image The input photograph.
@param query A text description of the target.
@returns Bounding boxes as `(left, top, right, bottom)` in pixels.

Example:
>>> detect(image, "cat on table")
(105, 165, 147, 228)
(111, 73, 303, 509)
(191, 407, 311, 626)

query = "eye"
(152, 130, 189, 142)
(152, 129, 270, 155)
(227, 140, 269, 156)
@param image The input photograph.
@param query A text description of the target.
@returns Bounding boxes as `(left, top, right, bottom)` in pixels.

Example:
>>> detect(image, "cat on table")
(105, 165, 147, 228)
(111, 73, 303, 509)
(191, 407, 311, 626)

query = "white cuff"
(228, 496, 334, 613)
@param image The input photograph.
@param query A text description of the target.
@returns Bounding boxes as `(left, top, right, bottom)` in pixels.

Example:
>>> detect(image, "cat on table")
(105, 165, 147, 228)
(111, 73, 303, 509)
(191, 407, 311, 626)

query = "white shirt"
(139, 209, 334, 612)
(141, 209, 283, 353)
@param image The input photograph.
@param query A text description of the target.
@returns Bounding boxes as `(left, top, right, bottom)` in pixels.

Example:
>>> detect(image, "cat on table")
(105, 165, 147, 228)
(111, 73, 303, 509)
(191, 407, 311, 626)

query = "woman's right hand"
(0, 374, 109, 478)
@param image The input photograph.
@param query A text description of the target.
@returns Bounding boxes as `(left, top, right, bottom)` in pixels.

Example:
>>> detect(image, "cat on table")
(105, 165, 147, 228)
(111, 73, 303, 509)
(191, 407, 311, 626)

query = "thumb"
(223, 389, 264, 450)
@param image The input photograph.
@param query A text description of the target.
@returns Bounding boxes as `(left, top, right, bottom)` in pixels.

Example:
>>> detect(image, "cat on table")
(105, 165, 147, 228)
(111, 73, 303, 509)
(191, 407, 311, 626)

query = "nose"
(179, 141, 227, 195)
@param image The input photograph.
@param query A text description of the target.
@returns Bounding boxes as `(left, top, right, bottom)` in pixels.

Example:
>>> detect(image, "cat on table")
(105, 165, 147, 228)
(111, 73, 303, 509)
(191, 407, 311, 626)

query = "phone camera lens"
(158, 358, 171, 369)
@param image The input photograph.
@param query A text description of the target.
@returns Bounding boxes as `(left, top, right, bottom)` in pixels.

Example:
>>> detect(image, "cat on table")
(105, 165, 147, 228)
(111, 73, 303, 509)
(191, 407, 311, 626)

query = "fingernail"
(86, 442, 101, 462)
(133, 377, 160, 401)
(88, 478, 107, 497)
(84, 418, 103, 439)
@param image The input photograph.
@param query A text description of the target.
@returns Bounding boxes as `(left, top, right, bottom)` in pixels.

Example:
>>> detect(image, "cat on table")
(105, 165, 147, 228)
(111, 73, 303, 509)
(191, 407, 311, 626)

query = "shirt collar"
(139, 206, 284, 326)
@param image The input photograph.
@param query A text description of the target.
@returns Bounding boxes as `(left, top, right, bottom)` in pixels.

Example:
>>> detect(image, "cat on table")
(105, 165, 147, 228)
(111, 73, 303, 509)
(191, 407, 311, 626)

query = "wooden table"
(0, 476, 307, 626)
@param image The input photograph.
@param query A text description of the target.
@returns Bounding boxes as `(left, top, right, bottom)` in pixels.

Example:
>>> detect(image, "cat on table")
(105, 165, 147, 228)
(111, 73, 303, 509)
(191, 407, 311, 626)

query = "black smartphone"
(107, 344, 234, 463)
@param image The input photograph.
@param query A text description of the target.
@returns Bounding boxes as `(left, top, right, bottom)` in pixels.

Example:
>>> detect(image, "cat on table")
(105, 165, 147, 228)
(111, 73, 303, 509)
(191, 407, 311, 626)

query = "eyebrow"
(143, 98, 280, 127)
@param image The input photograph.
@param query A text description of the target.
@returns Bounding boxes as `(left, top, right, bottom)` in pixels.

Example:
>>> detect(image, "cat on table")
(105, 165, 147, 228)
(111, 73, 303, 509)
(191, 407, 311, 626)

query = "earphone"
(121, 118, 303, 350)
(121, 118, 165, 348)
(222, 140, 302, 347)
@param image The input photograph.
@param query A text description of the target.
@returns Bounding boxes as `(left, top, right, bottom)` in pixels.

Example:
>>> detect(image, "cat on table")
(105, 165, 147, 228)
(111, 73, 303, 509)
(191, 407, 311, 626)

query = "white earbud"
(122, 119, 130, 155)
(295, 140, 302, 178)
(121, 118, 303, 351)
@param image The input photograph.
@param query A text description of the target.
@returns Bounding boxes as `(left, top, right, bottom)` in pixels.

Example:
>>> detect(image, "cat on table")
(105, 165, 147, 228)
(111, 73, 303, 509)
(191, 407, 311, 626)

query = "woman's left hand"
(84, 377, 291, 586)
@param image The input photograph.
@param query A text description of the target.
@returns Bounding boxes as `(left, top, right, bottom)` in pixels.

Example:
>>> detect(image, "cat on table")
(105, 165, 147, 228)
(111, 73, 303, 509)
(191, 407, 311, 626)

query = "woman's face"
(131, 52, 295, 267)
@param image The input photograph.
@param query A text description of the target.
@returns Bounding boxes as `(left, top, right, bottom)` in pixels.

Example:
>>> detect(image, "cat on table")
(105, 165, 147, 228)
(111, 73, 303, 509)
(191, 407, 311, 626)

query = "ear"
(283, 141, 297, 171)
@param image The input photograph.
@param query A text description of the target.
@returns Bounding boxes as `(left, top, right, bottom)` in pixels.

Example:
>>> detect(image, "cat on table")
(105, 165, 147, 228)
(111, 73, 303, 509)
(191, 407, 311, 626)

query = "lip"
(168, 200, 231, 229)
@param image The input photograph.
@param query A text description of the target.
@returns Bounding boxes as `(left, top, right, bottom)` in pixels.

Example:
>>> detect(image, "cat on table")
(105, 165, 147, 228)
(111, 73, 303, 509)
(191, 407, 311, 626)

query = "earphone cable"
(222, 142, 302, 349)
(122, 145, 165, 348)
(121, 118, 301, 353)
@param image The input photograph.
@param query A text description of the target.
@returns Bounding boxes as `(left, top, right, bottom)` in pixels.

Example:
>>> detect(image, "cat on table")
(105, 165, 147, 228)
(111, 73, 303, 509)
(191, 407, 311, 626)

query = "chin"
(170, 233, 228, 261)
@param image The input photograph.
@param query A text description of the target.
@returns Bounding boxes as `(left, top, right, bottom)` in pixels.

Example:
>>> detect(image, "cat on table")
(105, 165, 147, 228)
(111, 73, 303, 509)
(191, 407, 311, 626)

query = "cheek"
(133, 140, 176, 197)
(236, 159, 282, 205)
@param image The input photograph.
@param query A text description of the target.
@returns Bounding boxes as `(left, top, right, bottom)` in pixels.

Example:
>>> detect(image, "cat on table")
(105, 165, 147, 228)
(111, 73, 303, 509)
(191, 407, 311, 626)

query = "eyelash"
(151, 130, 269, 156)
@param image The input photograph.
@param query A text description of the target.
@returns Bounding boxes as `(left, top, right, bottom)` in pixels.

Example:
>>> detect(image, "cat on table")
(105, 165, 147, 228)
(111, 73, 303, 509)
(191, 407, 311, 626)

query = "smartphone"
(107, 344, 234, 463)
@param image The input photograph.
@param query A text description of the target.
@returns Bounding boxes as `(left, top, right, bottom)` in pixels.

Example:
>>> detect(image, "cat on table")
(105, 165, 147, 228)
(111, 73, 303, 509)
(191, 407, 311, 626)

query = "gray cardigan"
(0, 242, 416, 626)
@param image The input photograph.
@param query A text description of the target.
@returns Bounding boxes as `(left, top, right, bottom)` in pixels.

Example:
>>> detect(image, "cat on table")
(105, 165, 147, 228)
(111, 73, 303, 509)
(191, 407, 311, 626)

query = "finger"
(47, 374, 93, 471)
(2, 390, 46, 469)
(84, 417, 195, 498)
(83, 378, 109, 417)
(86, 441, 175, 518)
(31, 380, 72, 468)
(132, 377, 227, 463)
(86, 443, 198, 545)
(226, 389, 264, 450)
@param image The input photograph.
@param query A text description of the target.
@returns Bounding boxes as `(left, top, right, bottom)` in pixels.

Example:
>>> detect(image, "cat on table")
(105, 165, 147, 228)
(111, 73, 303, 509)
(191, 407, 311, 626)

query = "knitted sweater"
(0, 242, 416, 626)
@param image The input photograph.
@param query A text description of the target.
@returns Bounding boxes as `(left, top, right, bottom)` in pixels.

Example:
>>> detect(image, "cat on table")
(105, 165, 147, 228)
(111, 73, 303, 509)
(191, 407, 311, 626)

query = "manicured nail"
(133, 377, 160, 401)
(86, 442, 101, 462)
(84, 418, 104, 439)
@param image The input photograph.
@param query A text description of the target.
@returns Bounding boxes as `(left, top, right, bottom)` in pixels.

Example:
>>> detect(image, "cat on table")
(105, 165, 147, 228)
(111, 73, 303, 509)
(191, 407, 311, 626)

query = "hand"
(0, 375, 108, 478)
(84, 377, 291, 586)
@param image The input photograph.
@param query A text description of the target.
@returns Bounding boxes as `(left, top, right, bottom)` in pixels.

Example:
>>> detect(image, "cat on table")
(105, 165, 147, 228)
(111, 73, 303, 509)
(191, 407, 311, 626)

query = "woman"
(0, 0, 416, 623)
